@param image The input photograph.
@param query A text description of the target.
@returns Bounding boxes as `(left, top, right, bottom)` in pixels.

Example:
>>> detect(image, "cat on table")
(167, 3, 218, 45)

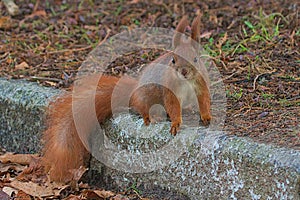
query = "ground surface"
(0, 0, 299, 198)
(1, 0, 298, 149)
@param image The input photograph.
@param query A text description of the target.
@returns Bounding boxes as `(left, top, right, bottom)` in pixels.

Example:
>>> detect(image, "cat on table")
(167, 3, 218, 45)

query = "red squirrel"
(43, 14, 212, 182)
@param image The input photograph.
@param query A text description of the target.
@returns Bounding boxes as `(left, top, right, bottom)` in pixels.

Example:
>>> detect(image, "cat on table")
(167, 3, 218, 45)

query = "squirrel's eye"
(171, 57, 176, 64)
(194, 57, 198, 63)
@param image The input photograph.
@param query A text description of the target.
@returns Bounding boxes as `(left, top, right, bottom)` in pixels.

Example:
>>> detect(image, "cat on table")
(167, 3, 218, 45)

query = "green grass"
(279, 98, 292, 107)
(242, 8, 287, 42)
(226, 88, 243, 101)
(132, 19, 141, 26)
(203, 8, 287, 59)
(261, 93, 275, 100)
(114, 5, 123, 16)
(127, 181, 142, 195)
(282, 75, 296, 81)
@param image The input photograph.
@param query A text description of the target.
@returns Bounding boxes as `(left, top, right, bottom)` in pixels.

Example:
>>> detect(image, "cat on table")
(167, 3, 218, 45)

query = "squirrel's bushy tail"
(42, 75, 137, 182)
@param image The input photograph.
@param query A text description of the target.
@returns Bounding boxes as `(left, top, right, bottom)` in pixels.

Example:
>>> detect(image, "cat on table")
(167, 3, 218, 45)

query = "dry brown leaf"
(15, 190, 32, 200)
(0, 16, 12, 29)
(19, 10, 47, 25)
(6, 57, 14, 65)
(53, 184, 71, 197)
(200, 31, 213, 39)
(25, 10, 47, 19)
(19, 157, 42, 175)
(17, 157, 46, 183)
(14, 62, 29, 70)
(63, 194, 82, 200)
(93, 189, 115, 198)
(0, 153, 39, 165)
(209, 14, 218, 25)
(69, 166, 88, 183)
(0, 164, 27, 176)
(2, 186, 18, 196)
(44, 81, 58, 87)
(10, 180, 54, 198)
(83, 189, 115, 199)
(78, 182, 90, 189)
(112, 194, 129, 200)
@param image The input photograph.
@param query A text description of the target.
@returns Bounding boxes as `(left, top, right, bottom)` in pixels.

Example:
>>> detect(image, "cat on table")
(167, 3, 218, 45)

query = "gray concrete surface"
(0, 78, 60, 153)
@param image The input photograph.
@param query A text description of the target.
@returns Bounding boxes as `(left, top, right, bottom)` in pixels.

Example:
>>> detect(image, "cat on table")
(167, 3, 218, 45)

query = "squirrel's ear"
(173, 15, 189, 48)
(191, 13, 202, 43)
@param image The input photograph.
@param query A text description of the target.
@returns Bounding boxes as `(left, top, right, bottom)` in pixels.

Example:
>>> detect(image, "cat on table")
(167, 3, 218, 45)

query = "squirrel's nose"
(181, 68, 188, 76)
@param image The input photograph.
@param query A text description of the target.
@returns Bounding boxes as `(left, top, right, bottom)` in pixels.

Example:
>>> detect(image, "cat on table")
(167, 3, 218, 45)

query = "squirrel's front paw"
(170, 122, 181, 136)
(143, 115, 151, 126)
(201, 114, 212, 126)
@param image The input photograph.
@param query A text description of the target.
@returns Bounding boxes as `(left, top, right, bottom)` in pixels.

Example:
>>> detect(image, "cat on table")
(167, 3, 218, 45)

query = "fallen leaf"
(19, 10, 47, 25)
(63, 194, 81, 200)
(0, 164, 27, 176)
(2, 186, 17, 196)
(15, 190, 32, 200)
(6, 57, 14, 65)
(0, 16, 12, 29)
(17, 157, 46, 183)
(10, 180, 54, 198)
(94, 190, 115, 198)
(112, 194, 130, 200)
(200, 31, 213, 39)
(53, 184, 72, 197)
(0, 153, 39, 165)
(78, 182, 89, 189)
(69, 166, 88, 183)
(83, 189, 115, 199)
(44, 81, 57, 87)
(15, 62, 29, 70)
(24, 10, 47, 21)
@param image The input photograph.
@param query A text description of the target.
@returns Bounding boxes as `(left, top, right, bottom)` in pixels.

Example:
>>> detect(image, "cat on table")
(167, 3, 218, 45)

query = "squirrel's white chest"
(176, 80, 198, 107)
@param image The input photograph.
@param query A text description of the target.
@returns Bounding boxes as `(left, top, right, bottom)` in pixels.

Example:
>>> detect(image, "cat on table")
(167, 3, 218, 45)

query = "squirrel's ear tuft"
(173, 15, 189, 48)
(191, 13, 202, 43)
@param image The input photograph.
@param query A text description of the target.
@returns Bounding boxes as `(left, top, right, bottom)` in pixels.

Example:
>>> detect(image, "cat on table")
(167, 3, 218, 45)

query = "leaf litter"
(0, 0, 299, 198)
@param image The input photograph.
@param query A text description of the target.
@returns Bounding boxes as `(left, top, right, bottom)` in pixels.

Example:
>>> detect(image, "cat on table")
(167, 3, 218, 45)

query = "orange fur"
(43, 75, 138, 182)
(42, 13, 211, 182)
(132, 13, 212, 135)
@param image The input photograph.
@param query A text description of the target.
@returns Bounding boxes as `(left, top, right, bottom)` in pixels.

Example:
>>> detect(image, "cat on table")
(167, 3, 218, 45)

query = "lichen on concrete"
(90, 113, 300, 200)
(0, 78, 60, 153)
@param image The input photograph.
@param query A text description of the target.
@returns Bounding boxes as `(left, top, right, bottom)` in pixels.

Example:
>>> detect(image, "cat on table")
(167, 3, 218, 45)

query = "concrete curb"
(0, 78, 299, 199)
(0, 78, 60, 153)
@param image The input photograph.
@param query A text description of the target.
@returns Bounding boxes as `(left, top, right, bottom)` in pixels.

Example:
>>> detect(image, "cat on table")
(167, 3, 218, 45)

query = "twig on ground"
(250, 69, 277, 92)
(42, 45, 93, 55)
(96, 27, 111, 47)
(211, 70, 239, 86)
